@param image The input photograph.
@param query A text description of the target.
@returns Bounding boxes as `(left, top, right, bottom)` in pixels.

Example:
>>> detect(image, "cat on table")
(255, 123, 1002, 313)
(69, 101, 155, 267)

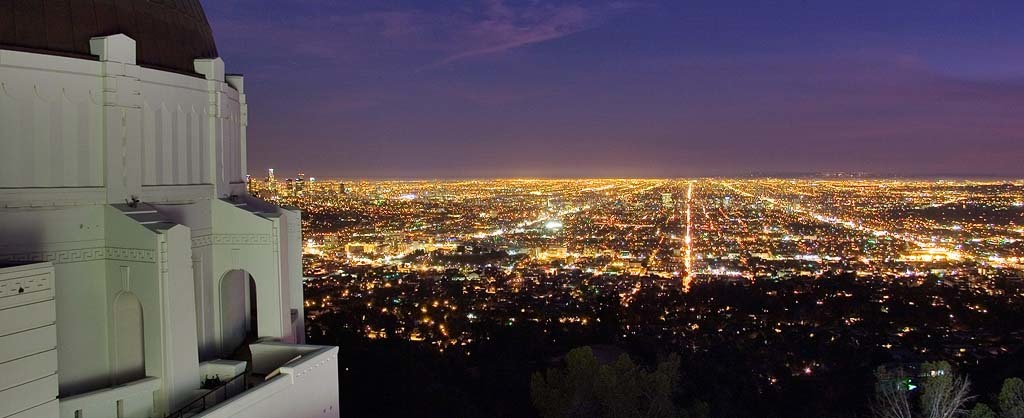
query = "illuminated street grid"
(250, 177, 1024, 371)
(251, 178, 1024, 281)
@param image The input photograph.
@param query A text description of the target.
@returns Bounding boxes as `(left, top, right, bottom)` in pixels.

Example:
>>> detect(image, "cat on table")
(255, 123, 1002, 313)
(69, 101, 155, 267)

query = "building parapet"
(57, 377, 161, 418)
(193, 343, 339, 418)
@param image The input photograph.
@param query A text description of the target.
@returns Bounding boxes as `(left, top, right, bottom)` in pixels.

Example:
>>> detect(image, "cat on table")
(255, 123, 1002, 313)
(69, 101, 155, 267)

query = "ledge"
(58, 377, 161, 417)
(194, 344, 339, 418)
(0, 188, 106, 208)
(139, 184, 215, 204)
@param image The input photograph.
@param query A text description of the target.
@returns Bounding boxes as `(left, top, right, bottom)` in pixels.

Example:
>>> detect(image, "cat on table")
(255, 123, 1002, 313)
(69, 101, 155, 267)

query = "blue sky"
(203, 0, 1024, 178)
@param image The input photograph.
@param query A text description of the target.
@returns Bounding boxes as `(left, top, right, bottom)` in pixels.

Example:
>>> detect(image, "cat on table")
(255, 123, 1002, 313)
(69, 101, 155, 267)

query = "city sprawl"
(251, 176, 1024, 414)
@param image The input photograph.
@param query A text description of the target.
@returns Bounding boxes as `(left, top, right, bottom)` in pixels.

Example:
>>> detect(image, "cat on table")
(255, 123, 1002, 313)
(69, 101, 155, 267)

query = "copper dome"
(0, 0, 219, 76)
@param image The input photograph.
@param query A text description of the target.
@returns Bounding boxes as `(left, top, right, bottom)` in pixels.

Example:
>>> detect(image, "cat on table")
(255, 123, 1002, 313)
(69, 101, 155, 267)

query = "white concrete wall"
(102, 206, 162, 386)
(139, 68, 211, 187)
(0, 206, 111, 396)
(0, 38, 255, 411)
(156, 224, 203, 411)
(101, 208, 205, 414)
(278, 207, 306, 343)
(58, 377, 160, 418)
(195, 59, 246, 197)
(0, 205, 205, 414)
(154, 199, 294, 357)
(208, 200, 287, 351)
(0, 34, 319, 418)
(150, 199, 221, 359)
(235, 197, 305, 344)
(196, 345, 339, 418)
(0, 50, 104, 188)
(0, 263, 58, 418)
(0, 36, 247, 206)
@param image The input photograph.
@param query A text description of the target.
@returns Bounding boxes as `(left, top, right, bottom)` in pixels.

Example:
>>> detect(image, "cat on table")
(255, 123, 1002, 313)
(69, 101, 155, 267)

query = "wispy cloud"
(425, 1, 633, 69)
(206, 0, 638, 72)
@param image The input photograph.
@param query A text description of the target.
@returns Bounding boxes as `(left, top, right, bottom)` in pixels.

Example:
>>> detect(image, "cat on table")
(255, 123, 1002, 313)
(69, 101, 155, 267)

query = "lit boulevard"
(256, 175, 1024, 416)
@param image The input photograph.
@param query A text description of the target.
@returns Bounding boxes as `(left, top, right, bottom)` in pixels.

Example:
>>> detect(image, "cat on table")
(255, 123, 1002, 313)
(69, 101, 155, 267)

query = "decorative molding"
(106, 247, 156, 263)
(191, 233, 273, 248)
(0, 246, 156, 265)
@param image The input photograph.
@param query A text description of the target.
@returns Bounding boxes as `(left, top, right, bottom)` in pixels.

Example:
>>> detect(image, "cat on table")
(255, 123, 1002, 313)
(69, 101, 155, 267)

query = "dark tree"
(531, 346, 687, 418)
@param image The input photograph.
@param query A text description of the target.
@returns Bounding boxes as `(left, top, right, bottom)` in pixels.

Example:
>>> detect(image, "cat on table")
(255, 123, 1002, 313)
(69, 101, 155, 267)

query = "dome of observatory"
(0, 0, 218, 75)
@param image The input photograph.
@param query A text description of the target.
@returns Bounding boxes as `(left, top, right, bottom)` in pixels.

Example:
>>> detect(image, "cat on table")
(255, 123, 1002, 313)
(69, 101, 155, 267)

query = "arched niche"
(219, 269, 258, 357)
(112, 291, 146, 384)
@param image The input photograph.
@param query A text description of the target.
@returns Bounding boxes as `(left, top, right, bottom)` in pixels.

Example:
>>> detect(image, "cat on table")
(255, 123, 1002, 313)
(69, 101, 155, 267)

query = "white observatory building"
(0, 1, 339, 417)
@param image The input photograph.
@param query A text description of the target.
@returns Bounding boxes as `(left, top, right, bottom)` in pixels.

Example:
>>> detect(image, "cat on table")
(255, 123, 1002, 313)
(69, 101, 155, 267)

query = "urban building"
(0, 1, 338, 418)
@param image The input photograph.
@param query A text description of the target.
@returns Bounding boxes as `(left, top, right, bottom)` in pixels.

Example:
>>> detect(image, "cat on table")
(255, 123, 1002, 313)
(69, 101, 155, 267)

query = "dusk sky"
(202, 0, 1024, 179)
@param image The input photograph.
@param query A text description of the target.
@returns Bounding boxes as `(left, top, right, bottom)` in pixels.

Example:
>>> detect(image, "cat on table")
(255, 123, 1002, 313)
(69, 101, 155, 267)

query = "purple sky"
(202, 0, 1024, 179)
